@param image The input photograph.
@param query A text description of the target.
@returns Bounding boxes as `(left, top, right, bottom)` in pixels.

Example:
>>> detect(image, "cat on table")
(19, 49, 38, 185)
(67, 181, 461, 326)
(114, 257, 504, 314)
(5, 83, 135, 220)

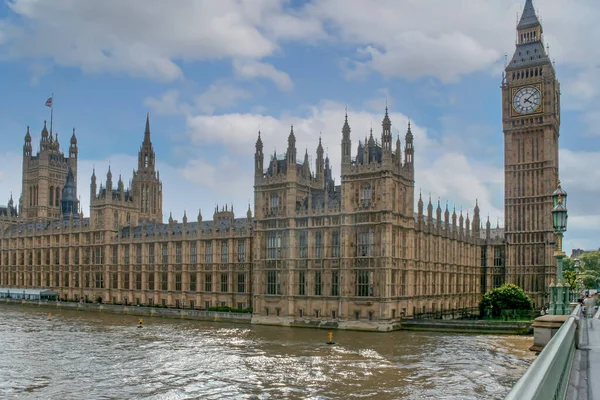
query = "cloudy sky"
(0, 0, 598, 254)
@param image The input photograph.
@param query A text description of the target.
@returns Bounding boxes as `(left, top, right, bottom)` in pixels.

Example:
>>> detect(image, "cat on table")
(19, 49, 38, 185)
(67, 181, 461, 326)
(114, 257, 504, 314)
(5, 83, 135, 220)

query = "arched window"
(361, 184, 372, 207)
(49, 186, 54, 206)
(55, 187, 60, 207)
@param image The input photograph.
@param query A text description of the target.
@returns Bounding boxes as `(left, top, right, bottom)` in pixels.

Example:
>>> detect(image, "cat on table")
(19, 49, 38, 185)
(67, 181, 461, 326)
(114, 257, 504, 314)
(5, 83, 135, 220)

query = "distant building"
(570, 249, 599, 259)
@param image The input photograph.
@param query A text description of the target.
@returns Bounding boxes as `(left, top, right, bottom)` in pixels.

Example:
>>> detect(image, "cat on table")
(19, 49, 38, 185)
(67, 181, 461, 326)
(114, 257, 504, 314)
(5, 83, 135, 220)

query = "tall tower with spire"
(132, 113, 163, 223)
(503, 0, 560, 307)
(21, 120, 78, 221)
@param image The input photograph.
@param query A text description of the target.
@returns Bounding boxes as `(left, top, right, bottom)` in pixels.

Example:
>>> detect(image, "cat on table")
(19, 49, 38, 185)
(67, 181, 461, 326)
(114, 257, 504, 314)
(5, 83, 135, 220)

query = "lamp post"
(574, 258, 581, 302)
(550, 181, 569, 315)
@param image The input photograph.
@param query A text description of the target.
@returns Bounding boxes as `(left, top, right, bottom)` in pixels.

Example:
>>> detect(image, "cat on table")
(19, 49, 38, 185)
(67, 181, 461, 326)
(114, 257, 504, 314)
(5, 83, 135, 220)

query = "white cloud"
(144, 90, 188, 116)
(195, 81, 252, 114)
(145, 82, 252, 116)
(184, 100, 501, 220)
(1, 0, 294, 81)
(232, 60, 293, 92)
(3, 0, 600, 87)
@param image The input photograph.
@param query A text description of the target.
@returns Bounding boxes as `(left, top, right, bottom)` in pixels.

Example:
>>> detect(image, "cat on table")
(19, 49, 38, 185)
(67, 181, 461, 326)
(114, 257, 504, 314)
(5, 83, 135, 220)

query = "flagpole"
(50, 93, 54, 135)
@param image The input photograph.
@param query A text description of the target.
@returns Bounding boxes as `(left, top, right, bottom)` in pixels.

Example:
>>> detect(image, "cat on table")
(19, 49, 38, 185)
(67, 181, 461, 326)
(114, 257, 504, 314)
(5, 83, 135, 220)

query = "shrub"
(479, 283, 534, 317)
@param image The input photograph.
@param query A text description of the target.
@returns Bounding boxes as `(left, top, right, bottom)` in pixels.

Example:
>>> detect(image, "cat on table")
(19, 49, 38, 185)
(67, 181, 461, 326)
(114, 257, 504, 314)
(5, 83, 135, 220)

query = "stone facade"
(0, 110, 505, 330)
(503, 0, 560, 308)
(20, 122, 78, 221)
(0, 0, 560, 330)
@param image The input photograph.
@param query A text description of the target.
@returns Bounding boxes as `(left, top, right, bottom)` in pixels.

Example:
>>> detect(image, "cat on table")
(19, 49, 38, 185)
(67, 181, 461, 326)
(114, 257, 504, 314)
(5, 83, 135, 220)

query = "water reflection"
(0, 306, 534, 399)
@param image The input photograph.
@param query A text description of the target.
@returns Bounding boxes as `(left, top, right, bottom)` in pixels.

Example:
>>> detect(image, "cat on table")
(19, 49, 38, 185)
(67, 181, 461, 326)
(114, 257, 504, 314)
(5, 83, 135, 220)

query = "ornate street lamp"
(550, 181, 569, 315)
(574, 258, 581, 301)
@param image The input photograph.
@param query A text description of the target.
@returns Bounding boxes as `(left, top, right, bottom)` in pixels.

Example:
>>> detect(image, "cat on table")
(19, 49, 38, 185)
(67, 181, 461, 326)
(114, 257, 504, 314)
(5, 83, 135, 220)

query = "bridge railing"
(505, 304, 581, 400)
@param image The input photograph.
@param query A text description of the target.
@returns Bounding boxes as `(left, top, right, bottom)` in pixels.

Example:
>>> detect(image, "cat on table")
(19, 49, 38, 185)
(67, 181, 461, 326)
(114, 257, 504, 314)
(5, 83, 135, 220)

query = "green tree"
(563, 270, 577, 292)
(563, 257, 575, 272)
(479, 283, 534, 317)
(579, 251, 600, 290)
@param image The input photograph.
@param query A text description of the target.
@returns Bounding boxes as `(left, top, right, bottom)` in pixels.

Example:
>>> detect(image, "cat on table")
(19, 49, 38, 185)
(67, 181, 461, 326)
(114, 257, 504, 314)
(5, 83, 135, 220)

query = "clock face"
(513, 86, 541, 114)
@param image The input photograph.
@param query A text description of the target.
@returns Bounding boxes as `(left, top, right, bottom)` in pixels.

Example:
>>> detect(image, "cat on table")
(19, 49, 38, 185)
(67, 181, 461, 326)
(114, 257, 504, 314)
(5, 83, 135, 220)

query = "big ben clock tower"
(503, 0, 560, 308)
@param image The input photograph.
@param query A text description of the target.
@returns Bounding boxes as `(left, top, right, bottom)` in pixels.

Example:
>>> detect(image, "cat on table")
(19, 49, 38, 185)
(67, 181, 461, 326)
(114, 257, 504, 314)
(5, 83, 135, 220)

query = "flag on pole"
(45, 97, 53, 108)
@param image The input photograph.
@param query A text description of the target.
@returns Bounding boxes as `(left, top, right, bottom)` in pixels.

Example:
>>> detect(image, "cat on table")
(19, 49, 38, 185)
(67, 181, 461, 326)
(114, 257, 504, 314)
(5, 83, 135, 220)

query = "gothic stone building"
(0, 0, 558, 330)
(503, 0, 560, 307)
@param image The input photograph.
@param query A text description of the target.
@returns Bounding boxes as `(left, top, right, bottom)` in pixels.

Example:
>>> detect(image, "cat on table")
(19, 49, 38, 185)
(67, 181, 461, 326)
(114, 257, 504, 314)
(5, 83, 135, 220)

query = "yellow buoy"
(327, 331, 335, 345)
(47, 312, 52, 320)
(137, 318, 143, 328)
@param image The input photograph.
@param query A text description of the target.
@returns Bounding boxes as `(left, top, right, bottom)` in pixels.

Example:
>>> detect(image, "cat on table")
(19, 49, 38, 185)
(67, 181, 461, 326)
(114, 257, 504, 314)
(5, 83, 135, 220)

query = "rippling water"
(0, 305, 535, 399)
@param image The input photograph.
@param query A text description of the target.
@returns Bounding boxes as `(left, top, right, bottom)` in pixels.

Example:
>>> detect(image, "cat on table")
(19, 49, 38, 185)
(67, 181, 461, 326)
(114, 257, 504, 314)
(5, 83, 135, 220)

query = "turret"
(70, 128, 78, 159)
(436, 198, 442, 233)
(286, 125, 296, 167)
(316, 137, 324, 183)
(517, 0, 543, 43)
(417, 190, 424, 225)
(381, 106, 392, 155)
(302, 149, 310, 178)
(465, 213, 471, 237)
(182, 210, 188, 225)
(90, 168, 97, 201)
(23, 126, 32, 157)
(486, 215, 491, 239)
(427, 194, 433, 222)
(138, 113, 155, 172)
(404, 122, 414, 174)
(255, 131, 264, 180)
(451, 206, 457, 233)
(444, 202, 450, 229)
(61, 168, 79, 218)
(472, 199, 480, 235)
(341, 111, 352, 174)
(132, 113, 162, 223)
(39, 120, 50, 152)
(106, 166, 113, 193)
(197, 208, 202, 224)
(395, 135, 402, 166)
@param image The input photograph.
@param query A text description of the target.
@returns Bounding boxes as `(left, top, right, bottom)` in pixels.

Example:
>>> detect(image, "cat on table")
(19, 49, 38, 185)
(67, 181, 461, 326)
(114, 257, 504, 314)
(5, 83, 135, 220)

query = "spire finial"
(144, 113, 151, 140)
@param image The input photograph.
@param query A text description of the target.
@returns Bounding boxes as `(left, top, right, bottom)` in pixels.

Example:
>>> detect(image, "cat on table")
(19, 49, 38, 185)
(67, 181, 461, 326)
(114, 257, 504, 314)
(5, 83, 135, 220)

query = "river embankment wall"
(0, 298, 533, 334)
(0, 298, 252, 324)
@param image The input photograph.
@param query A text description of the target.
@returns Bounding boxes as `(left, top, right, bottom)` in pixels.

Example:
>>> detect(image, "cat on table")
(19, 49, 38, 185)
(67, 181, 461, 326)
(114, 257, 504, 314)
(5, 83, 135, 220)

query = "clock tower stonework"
(502, 0, 560, 308)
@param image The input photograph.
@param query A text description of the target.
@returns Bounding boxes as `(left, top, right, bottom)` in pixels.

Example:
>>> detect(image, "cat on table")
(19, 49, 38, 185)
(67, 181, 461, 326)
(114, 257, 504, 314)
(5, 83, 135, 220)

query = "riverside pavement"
(568, 296, 598, 400)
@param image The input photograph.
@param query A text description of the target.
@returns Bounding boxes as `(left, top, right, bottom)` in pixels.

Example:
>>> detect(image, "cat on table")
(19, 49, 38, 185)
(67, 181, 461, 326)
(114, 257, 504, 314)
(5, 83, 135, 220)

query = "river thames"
(0, 306, 535, 399)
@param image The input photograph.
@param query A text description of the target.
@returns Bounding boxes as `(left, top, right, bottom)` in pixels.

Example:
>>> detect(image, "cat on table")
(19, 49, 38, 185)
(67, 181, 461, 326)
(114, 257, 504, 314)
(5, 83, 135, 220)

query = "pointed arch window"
(361, 184, 372, 207)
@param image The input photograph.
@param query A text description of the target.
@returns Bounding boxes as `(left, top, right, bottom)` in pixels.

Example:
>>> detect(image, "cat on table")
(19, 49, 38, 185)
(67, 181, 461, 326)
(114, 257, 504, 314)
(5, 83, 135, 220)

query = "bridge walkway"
(567, 299, 598, 400)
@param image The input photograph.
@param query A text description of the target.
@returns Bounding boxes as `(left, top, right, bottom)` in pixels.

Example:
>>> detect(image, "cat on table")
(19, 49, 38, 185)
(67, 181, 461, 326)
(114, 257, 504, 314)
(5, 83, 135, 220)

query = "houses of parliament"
(0, 0, 560, 330)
